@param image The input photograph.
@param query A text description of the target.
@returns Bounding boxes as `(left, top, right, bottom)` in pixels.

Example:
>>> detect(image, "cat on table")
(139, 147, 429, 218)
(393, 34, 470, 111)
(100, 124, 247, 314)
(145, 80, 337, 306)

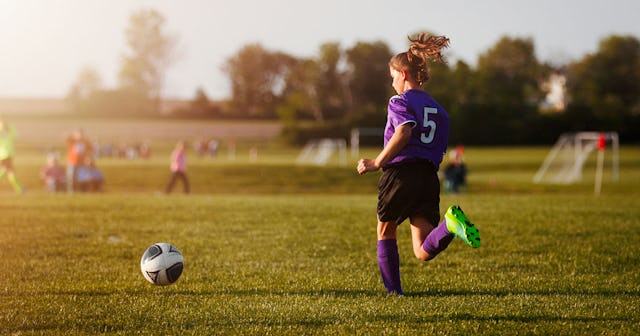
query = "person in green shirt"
(0, 118, 24, 193)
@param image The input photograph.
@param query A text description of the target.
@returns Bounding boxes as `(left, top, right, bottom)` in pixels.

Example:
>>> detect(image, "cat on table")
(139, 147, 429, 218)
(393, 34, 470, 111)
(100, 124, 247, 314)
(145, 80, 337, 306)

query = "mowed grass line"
(1, 192, 639, 335)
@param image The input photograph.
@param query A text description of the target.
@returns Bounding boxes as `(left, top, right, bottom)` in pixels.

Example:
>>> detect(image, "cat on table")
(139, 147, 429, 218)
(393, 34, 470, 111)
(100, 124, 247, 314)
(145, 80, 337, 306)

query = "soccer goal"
(296, 138, 347, 166)
(350, 128, 384, 158)
(533, 132, 619, 184)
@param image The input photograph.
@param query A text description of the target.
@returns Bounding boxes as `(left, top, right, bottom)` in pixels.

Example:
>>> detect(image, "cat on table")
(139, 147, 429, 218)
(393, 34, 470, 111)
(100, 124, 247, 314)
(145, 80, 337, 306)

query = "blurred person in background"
(76, 156, 104, 192)
(0, 118, 24, 193)
(40, 153, 66, 192)
(443, 150, 467, 193)
(66, 129, 93, 193)
(165, 141, 190, 194)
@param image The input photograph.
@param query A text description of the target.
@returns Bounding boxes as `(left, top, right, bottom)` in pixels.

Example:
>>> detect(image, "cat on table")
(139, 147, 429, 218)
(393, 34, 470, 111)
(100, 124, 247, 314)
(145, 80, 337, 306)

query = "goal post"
(533, 132, 619, 184)
(350, 128, 384, 158)
(296, 138, 347, 166)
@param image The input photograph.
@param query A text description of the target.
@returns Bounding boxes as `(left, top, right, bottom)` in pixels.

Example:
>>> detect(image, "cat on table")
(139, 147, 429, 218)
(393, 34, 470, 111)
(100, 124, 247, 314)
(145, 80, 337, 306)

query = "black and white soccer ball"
(140, 243, 184, 285)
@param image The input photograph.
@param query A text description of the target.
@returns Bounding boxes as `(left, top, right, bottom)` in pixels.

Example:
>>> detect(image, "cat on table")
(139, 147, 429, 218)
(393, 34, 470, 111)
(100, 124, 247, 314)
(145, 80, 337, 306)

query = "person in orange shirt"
(66, 129, 93, 193)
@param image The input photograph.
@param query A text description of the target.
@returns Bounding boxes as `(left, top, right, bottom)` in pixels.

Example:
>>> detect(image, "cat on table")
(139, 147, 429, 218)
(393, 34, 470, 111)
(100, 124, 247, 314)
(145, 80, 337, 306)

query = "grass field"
(1, 127, 639, 334)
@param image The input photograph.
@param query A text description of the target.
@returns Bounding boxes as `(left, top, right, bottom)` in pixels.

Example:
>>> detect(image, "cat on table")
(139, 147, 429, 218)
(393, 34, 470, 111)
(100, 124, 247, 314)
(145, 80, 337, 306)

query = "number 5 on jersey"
(421, 107, 438, 144)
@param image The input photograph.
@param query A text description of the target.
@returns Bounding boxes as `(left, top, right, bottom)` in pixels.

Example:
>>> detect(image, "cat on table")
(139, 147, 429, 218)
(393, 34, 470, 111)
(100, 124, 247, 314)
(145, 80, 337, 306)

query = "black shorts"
(377, 161, 440, 225)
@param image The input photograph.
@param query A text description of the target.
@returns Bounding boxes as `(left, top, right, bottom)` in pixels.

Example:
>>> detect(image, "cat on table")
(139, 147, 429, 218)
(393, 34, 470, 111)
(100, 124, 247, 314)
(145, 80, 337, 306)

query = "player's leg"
(377, 220, 403, 295)
(444, 205, 481, 248)
(66, 164, 75, 192)
(417, 205, 481, 260)
(419, 215, 455, 260)
(179, 172, 190, 194)
(6, 170, 23, 193)
(409, 216, 438, 261)
(1, 159, 23, 193)
(377, 220, 397, 240)
(165, 172, 178, 193)
(414, 205, 481, 262)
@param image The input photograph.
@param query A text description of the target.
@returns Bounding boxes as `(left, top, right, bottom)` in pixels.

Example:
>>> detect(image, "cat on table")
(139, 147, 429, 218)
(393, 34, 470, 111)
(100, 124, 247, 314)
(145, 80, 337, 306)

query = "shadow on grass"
(405, 288, 640, 297)
(45, 287, 640, 299)
(376, 313, 634, 323)
(46, 288, 380, 298)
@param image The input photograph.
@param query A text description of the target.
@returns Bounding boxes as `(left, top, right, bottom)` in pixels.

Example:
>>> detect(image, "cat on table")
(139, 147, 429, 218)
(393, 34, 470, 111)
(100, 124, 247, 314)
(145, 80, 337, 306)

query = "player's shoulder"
(388, 93, 409, 109)
(394, 89, 433, 104)
(389, 93, 405, 102)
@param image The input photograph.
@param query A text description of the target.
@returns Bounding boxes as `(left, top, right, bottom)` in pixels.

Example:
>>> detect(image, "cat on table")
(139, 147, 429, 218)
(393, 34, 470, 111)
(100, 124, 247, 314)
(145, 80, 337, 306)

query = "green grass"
(1, 146, 640, 335)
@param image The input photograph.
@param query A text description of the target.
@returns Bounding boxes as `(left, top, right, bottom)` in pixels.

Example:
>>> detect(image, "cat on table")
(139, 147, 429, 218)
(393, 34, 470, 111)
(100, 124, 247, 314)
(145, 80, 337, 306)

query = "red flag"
(597, 133, 606, 151)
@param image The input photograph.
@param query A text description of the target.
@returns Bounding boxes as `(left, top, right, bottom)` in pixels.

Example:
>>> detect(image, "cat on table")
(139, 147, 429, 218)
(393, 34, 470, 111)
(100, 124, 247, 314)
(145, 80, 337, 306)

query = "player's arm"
(357, 123, 412, 174)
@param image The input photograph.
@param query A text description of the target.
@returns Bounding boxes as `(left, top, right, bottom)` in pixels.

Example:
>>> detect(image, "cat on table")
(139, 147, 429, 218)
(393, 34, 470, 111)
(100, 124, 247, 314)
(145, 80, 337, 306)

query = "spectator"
(66, 129, 93, 193)
(76, 157, 104, 192)
(40, 153, 66, 192)
(207, 138, 219, 157)
(443, 151, 467, 193)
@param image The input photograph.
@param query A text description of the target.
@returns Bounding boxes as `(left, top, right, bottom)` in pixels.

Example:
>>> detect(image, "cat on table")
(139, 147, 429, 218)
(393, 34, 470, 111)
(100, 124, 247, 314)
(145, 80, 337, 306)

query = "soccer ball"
(140, 242, 184, 285)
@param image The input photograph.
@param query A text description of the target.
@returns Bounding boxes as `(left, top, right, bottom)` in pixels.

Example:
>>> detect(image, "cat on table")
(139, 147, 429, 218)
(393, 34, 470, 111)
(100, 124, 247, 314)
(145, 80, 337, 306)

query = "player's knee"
(414, 248, 432, 261)
(377, 221, 397, 240)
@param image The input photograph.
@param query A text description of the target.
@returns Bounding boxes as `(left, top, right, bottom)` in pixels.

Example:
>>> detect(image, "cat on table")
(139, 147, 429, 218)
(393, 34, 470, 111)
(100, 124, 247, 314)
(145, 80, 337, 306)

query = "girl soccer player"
(357, 33, 480, 295)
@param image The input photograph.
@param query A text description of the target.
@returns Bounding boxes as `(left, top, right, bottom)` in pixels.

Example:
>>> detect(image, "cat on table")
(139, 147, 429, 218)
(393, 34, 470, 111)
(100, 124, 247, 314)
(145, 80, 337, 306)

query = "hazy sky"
(1, 0, 638, 99)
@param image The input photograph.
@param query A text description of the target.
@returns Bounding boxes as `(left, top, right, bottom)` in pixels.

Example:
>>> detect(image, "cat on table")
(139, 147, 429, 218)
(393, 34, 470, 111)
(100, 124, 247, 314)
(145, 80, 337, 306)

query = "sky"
(0, 0, 638, 100)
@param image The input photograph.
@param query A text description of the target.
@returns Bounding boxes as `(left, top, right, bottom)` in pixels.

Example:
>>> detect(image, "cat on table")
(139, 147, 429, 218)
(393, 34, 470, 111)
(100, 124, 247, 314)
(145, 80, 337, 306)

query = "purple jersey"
(383, 89, 449, 170)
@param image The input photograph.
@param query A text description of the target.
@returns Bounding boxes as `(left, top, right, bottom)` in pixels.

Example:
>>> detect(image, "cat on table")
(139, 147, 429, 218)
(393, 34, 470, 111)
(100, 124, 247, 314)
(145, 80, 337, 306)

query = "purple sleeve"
(388, 96, 417, 129)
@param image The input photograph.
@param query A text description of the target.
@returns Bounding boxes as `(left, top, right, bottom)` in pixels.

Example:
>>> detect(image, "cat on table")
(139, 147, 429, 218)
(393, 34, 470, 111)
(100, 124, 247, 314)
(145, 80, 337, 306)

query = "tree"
(425, 60, 477, 145)
(465, 36, 549, 144)
(345, 41, 393, 126)
(119, 9, 178, 114)
(68, 67, 103, 100)
(475, 36, 547, 107)
(66, 67, 103, 114)
(223, 43, 296, 118)
(565, 35, 640, 136)
(279, 58, 322, 122)
(315, 42, 351, 121)
(190, 87, 211, 116)
(277, 42, 351, 122)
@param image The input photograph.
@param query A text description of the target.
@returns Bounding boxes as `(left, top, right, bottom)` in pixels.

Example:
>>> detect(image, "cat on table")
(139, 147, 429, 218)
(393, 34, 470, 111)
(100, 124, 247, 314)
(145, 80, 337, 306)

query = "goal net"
(533, 132, 619, 184)
(296, 138, 347, 166)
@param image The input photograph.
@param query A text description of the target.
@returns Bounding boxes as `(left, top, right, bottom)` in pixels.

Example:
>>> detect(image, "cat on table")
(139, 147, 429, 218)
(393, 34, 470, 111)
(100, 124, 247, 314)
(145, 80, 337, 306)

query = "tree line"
(67, 9, 640, 145)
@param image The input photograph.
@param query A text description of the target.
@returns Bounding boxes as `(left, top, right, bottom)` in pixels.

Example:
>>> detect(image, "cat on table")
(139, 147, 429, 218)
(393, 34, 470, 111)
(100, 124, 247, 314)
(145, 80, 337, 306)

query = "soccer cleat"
(445, 205, 481, 248)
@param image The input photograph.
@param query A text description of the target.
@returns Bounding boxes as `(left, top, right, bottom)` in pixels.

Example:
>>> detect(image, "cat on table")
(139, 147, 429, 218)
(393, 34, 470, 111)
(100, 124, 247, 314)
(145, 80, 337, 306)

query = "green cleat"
(445, 205, 481, 248)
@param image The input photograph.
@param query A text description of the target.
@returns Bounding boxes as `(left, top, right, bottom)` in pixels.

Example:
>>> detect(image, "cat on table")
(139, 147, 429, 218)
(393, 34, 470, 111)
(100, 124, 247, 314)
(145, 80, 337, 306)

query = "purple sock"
(421, 219, 454, 258)
(377, 239, 403, 294)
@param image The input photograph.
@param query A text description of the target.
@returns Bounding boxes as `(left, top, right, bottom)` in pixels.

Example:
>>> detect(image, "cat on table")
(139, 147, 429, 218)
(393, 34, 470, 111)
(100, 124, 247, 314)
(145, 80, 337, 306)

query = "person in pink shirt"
(40, 153, 66, 192)
(165, 141, 190, 194)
